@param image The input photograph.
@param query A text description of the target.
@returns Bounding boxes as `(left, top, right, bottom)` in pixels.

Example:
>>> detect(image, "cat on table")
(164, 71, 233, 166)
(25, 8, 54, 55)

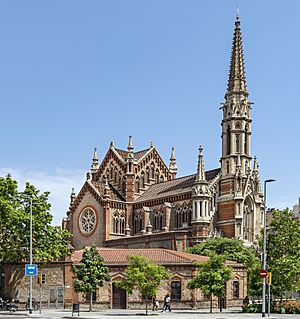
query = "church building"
(63, 15, 264, 252)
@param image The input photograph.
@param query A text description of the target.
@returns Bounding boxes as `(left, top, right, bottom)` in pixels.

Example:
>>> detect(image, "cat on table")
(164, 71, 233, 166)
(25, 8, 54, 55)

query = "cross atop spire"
(227, 14, 247, 95)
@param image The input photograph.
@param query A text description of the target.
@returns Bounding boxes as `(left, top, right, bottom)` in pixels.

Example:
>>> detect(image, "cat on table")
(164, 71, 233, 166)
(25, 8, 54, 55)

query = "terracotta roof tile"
(71, 248, 209, 265)
(136, 168, 220, 203)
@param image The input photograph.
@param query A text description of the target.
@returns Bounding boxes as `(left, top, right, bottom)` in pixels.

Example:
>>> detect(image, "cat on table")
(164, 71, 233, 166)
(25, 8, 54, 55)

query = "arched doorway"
(112, 282, 126, 309)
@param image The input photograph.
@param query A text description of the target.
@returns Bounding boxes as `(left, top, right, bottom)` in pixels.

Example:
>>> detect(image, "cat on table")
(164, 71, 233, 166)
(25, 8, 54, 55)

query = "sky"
(0, 1, 299, 225)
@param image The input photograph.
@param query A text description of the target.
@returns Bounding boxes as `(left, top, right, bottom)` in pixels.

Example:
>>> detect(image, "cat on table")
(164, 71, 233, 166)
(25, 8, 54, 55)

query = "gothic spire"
(169, 147, 177, 176)
(227, 14, 247, 95)
(196, 145, 206, 182)
(127, 135, 134, 158)
(91, 147, 99, 173)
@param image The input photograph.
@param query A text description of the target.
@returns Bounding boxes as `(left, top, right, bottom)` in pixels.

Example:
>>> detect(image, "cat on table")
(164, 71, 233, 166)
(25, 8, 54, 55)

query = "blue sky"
(0, 1, 299, 224)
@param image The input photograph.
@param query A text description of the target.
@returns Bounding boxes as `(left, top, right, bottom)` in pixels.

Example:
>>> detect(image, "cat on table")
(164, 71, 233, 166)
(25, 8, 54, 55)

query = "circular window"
(79, 208, 97, 235)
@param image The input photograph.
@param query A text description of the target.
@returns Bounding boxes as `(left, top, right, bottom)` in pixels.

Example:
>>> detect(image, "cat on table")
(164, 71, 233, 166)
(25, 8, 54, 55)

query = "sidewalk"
(2, 308, 300, 319)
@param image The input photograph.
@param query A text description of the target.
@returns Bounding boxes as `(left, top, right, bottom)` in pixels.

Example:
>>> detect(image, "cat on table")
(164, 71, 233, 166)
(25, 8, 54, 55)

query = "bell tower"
(217, 15, 256, 239)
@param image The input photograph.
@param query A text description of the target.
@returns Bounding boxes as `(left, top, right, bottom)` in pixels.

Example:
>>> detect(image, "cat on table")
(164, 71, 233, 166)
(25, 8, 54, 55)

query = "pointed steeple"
(91, 147, 99, 173)
(196, 145, 206, 182)
(127, 135, 134, 158)
(253, 156, 259, 173)
(169, 147, 177, 176)
(227, 14, 247, 95)
(69, 188, 76, 208)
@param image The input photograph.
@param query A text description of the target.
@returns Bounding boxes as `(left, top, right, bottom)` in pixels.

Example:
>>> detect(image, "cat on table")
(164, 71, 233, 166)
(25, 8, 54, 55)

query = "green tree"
(264, 209, 300, 301)
(188, 237, 260, 297)
(73, 245, 111, 311)
(0, 175, 70, 263)
(188, 254, 232, 313)
(116, 255, 170, 315)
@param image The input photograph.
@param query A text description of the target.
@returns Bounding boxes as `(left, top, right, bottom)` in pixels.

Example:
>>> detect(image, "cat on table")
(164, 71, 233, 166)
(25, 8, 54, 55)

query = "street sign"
(25, 264, 38, 277)
(259, 269, 268, 278)
(266, 272, 272, 284)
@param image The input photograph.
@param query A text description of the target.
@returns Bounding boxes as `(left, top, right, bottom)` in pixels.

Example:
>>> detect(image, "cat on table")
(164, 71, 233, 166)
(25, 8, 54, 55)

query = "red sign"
(259, 269, 268, 278)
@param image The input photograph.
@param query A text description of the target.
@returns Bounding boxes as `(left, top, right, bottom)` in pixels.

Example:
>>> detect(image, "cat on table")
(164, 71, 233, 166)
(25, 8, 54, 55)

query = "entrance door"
(112, 283, 126, 309)
(48, 287, 64, 308)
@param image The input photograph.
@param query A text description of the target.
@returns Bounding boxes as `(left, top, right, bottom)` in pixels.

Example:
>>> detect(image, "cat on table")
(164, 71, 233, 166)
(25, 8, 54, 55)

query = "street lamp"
(262, 179, 275, 317)
(29, 197, 33, 314)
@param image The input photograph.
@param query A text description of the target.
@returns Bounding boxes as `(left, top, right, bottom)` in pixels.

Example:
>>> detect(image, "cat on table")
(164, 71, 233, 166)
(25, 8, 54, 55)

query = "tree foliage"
(73, 245, 111, 311)
(188, 236, 260, 297)
(188, 254, 232, 313)
(0, 175, 70, 263)
(264, 209, 300, 300)
(116, 255, 170, 315)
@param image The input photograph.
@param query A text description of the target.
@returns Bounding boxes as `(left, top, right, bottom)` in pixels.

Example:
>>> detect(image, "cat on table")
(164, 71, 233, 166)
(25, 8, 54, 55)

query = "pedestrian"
(152, 297, 159, 311)
(165, 293, 171, 312)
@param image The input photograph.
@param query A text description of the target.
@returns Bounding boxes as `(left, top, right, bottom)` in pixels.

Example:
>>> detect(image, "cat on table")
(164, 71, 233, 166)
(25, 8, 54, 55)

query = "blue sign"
(25, 264, 38, 277)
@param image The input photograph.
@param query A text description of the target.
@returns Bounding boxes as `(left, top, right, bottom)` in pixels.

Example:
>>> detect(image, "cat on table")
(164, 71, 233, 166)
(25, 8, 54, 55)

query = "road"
(1, 309, 300, 319)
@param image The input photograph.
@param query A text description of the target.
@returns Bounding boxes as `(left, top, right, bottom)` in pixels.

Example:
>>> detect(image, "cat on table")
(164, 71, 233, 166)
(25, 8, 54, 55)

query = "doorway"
(112, 283, 126, 309)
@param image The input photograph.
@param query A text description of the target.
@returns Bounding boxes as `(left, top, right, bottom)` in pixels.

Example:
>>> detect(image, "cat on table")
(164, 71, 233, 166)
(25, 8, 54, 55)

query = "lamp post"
(29, 197, 33, 314)
(262, 179, 275, 317)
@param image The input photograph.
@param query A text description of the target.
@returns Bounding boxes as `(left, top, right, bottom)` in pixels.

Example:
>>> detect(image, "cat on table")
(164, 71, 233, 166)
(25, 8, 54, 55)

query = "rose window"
(79, 209, 96, 234)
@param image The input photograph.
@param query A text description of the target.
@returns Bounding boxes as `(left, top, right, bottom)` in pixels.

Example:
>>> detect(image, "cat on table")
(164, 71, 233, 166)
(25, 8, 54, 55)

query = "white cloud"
(0, 167, 86, 225)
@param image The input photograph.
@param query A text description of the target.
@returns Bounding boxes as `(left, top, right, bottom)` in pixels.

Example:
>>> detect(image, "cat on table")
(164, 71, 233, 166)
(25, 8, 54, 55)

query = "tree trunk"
(220, 296, 223, 312)
(89, 292, 92, 312)
(210, 294, 212, 313)
(145, 295, 148, 316)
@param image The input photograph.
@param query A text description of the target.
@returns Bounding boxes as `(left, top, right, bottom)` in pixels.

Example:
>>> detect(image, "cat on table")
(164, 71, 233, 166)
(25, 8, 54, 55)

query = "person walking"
(165, 294, 171, 312)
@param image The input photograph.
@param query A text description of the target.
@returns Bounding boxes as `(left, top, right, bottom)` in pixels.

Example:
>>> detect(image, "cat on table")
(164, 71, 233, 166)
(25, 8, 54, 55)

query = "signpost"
(259, 269, 268, 278)
(25, 264, 38, 277)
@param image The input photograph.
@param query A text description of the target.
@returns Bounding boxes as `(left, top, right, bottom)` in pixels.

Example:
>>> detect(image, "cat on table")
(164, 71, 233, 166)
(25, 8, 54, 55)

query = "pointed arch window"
(176, 207, 182, 228)
(113, 212, 119, 234)
(227, 126, 231, 155)
(236, 134, 240, 153)
(140, 172, 145, 189)
(244, 125, 248, 155)
(135, 177, 140, 193)
(182, 206, 188, 225)
(120, 213, 125, 234)
(226, 161, 230, 174)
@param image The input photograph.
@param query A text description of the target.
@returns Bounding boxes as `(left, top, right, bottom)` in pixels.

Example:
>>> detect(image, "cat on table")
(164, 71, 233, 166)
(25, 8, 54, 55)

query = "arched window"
(226, 161, 230, 174)
(120, 214, 125, 234)
(154, 212, 159, 231)
(244, 125, 248, 154)
(176, 207, 182, 228)
(155, 170, 160, 183)
(150, 164, 155, 179)
(159, 213, 163, 230)
(227, 126, 231, 155)
(140, 172, 145, 189)
(113, 213, 119, 233)
(233, 281, 239, 299)
(145, 169, 150, 184)
(236, 134, 240, 153)
(182, 206, 188, 224)
(160, 175, 164, 183)
(135, 177, 140, 193)
(134, 215, 140, 234)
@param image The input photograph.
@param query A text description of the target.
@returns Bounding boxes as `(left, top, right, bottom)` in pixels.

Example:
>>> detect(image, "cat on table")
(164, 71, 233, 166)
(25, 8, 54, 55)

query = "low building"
(2, 248, 246, 310)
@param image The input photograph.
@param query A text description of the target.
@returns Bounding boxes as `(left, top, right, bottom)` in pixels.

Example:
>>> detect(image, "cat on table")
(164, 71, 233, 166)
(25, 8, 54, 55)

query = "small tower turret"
(91, 147, 99, 174)
(169, 147, 177, 178)
(191, 146, 211, 244)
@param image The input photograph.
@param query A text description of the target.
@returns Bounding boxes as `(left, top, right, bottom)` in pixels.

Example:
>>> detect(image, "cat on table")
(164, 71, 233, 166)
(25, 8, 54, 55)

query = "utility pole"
(29, 197, 33, 314)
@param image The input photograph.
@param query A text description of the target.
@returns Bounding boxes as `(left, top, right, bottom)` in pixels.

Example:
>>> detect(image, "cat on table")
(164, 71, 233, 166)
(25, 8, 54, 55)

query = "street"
(1, 309, 300, 319)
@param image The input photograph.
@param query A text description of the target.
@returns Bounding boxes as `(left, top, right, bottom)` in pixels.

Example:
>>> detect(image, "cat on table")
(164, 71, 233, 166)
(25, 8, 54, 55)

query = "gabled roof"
(136, 168, 220, 203)
(114, 148, 150, 161)
(91, 181, 125, 202)
(71, 248, 210, 265)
